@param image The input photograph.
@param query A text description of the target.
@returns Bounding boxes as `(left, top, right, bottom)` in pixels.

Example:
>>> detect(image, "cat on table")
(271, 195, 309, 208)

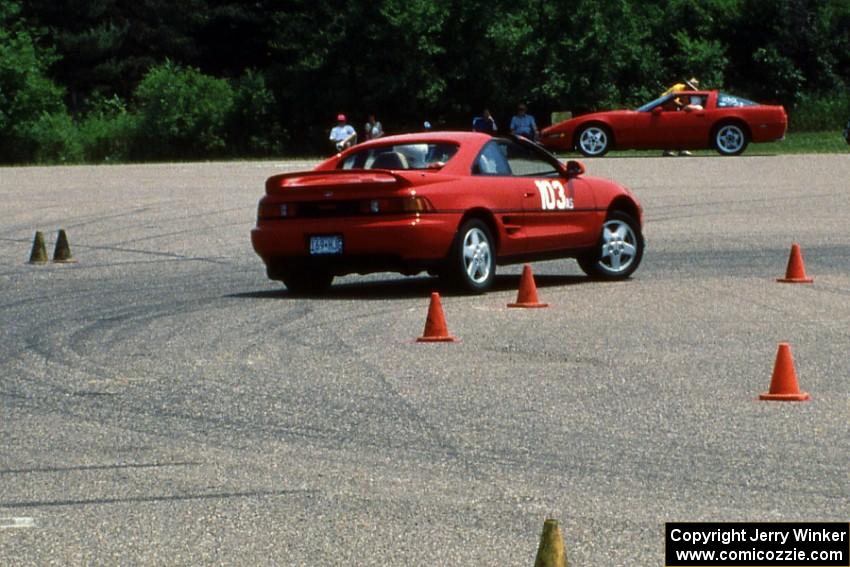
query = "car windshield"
(636, 94, 674, 112)
(339, 143, 459, 170)
(717, 93, 757, 107)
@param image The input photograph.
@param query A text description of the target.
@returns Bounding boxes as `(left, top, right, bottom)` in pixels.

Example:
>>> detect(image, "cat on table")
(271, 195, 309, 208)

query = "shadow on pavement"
(228, 274, 592, 301)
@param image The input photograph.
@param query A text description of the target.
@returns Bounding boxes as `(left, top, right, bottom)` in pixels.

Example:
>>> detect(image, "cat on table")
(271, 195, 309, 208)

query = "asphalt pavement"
(1, 155, 848, 566)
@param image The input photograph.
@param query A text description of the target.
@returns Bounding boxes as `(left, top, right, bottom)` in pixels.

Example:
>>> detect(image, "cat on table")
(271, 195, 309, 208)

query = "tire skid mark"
(109, 221, 253, 247)
(321, 320, 471, 466)
(49, 206, 160, 231)
(649, 190, 844, 212)
(8, 292, 324, 406)
(689, 280, 850, 341)
(0, 488, 318, 510)
(54, 242, 235, 265)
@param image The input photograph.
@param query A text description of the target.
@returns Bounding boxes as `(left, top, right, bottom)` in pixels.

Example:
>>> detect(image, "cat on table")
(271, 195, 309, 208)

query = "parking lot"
(1, 155, 848, 566)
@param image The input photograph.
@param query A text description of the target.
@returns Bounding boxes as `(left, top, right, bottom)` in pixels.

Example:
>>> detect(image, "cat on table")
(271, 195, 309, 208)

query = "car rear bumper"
(251, 213, 459, 277)
(751, 121, 787, 143)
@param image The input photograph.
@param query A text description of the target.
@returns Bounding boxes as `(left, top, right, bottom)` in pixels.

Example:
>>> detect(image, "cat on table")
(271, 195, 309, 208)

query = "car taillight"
(258, 202, 297, 219)
(361, 196, 434, 214)
(403, 196, 434, 212)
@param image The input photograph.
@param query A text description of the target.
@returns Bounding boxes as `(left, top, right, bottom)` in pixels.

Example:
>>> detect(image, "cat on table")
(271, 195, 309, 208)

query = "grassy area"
(574, 130, 849, 158)
(755, 130, 849, 154)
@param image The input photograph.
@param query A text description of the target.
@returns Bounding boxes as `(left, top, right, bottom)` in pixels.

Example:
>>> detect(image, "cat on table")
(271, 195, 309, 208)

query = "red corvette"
(251, 132, 644, 293)
(541, 90, 787, 156)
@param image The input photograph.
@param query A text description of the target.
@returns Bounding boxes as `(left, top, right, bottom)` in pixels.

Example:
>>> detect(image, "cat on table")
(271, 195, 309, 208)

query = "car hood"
(543, 110, 634, 133)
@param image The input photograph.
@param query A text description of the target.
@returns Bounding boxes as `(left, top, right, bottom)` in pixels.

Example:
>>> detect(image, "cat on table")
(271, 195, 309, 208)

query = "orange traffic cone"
(777, 243, 813, 283)
(759, 343, 810, 401)
(508, 264, 549, 308)
(417, 292, 457, 342)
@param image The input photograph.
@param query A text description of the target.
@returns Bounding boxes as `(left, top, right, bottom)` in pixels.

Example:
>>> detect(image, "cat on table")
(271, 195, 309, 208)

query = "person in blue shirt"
(472, 109, 497, 133)
(510, 104, 539, 141)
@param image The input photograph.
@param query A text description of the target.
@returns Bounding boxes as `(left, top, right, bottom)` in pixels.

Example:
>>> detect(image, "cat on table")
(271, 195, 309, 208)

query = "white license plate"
(309, 235, 343, 255)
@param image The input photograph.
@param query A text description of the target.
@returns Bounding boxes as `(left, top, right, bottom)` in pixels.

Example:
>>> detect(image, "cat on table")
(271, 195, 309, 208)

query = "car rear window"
(340, 143, 459, 170)
(717, 93, 757, 107)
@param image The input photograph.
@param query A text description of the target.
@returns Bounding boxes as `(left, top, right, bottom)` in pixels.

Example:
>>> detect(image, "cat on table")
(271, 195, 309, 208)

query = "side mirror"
(565, 160, 585, 178)
(651, 106, 663, 115)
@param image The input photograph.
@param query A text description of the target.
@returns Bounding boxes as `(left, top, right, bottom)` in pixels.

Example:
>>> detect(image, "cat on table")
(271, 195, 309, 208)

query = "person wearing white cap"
(329, 114, 357, 152)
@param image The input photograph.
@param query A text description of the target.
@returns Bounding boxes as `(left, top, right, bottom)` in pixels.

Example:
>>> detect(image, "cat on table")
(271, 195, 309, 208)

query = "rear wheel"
(281, 269, 334, 295)
(578, 211, 643, 280)
(713, 122, 749, 155)
(443, 219, 495, 294)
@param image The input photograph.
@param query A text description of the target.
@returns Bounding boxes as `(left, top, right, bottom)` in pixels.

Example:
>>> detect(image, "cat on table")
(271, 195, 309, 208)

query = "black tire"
(281, 269, 334, 295)
(577, 211, 644, 280)
(576, 125, 611, 157)
(442, 219, 496, 294)
(712, 122, 749, 156)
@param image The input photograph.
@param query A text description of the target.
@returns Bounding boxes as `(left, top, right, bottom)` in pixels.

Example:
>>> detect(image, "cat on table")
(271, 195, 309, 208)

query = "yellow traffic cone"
(52, 229, 76, 263)
(534, 518, 568, 567)
(28, 231, 48, 264)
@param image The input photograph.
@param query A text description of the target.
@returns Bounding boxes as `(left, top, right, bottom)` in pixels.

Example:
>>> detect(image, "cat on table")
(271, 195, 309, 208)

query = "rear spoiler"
(265, 169, 409, 195)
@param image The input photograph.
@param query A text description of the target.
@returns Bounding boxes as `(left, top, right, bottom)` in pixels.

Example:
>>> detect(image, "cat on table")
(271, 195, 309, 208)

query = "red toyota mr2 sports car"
(541, 90, 787, 157)
(251, 132, 644, 294)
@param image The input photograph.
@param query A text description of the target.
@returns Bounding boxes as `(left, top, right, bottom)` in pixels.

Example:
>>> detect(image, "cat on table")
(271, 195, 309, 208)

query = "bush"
(228, 69, 285, 156)
(0, 22, 69, 162)
(16, 111, 84, 163)
(78, 96, 137, 162)
(133, 60, 234, 159)
(789, 91, 850, 132)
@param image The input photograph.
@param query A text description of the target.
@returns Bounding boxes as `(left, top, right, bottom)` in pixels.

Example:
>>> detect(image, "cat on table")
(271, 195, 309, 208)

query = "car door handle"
(523, 192, 535, 197)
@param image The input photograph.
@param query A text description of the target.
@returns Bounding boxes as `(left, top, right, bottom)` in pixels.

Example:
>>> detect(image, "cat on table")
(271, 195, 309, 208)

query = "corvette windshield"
(340, 143, 459, 170)
(636, 94, 673, 112)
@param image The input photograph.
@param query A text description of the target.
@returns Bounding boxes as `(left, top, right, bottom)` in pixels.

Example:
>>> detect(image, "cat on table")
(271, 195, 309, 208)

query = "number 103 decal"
(535, 180, 574, 210)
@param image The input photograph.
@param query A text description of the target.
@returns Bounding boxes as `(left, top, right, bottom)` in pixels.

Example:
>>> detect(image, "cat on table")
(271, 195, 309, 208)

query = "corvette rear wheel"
(578, 211, 643, 280)
(577, 125, 611, 157)
(445, 219, 495, 294)
(281, 269, 334, 295)
(713, 123, 749, 155)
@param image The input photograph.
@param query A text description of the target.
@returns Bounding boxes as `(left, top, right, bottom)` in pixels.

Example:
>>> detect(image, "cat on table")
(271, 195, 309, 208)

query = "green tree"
(228, 69, 284, 156)
(0, 0, 76, 163)
(78, 95, 136, 162)
(133, 60, 234, 159)
(22, 0, 207, 110)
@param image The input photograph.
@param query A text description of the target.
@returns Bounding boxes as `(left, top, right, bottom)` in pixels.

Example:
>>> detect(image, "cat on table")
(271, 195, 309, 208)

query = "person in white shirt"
(329, 114, 357, 152)
(364, 114, 384, 140)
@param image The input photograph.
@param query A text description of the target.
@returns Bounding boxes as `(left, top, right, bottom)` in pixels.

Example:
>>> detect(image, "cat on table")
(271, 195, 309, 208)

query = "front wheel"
(713, 123, 749, 155)
(576, 125, 611, 157)
(443, 219, 496, 294)
(578, 211, 644, 280)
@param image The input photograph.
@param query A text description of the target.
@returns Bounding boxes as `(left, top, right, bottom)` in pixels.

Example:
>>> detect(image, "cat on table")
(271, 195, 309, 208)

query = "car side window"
(472, 141, 512, 176)
(503, 140, 559, 177)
